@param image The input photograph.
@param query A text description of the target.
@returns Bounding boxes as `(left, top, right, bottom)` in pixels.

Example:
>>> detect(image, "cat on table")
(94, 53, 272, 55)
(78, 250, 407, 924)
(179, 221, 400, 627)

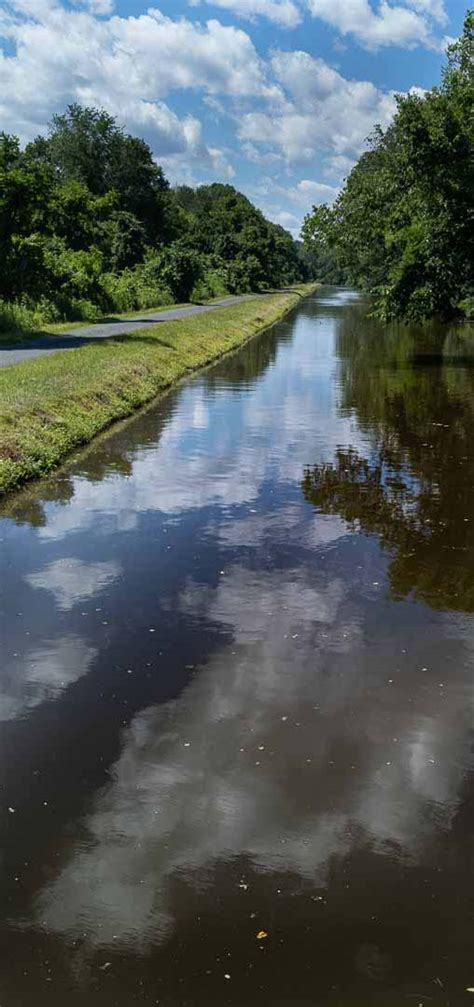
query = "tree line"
(303, 11, 473, 322)
(0, 105, 308, 329)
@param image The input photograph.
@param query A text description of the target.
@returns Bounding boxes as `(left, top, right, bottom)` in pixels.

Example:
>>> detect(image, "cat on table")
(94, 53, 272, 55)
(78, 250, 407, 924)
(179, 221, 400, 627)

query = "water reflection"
(304, 310, 474, 612)
(33, 558, 474, 1001)
(0, 635, 97, 721)
(26, 558, 121, 611)
(0, 288, 473, 1005)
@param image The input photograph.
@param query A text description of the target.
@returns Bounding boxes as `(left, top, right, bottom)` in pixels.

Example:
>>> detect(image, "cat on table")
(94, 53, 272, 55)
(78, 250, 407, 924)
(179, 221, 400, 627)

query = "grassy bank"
(0, 284, 317, 496)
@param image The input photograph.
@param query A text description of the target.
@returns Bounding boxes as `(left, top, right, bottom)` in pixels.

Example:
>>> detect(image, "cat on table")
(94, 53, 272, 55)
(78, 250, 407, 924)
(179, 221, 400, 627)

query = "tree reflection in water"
(303, 310, 474, 612)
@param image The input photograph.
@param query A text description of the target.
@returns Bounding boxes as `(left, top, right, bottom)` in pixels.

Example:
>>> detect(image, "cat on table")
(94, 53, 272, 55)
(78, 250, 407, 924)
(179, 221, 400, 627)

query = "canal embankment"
(0, 284, 317, 496)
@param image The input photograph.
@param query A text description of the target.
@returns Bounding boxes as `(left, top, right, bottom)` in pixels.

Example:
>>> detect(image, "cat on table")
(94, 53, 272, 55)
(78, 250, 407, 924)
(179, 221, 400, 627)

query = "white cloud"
(241, 142, 283, 166)
(192, 0, 449, 37)
(239, 50, 397, 164)
(0, 0, 441, 223)
(161, 141, 236, 184)
(0, 1, 267, 176)
(190, 0, 301, 28)
(245, 176, 339, 236)
(306, 0, 447, 49)
(404, 0, 447, 24)
(323, 154, 355, 180)
(74, 0, 115, 14)
(268, 208, 301, 230)
(293, 178, 339, 202)
(408, 84, 428, 98)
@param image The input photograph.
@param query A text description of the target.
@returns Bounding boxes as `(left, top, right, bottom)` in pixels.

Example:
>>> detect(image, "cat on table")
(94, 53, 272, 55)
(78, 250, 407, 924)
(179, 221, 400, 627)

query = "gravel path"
(0, 295, 254, 369)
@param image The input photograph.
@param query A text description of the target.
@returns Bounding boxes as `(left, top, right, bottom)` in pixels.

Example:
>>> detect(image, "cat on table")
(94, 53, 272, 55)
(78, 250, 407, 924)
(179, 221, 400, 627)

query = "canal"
(0, 287, 473, 1005)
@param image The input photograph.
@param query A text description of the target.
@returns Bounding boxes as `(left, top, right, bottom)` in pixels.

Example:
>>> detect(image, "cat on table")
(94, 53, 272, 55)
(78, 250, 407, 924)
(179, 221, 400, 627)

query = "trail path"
(0, 295, 253, 369)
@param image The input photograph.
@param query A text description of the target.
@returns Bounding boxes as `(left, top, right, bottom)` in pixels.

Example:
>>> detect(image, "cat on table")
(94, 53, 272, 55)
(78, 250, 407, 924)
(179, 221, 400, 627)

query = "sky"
(0, 0, 468, 236)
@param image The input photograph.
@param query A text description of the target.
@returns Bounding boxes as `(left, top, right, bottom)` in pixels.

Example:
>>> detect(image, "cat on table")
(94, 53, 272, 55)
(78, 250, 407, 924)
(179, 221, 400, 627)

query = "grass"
(0, 284, 318, 496)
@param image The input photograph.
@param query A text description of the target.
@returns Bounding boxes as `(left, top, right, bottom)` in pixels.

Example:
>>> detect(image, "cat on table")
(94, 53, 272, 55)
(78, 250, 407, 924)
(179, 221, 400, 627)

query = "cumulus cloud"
(192, 0, 448, 40)
(239, 50, 397, 164)
(74, 0, 115, 14)
(268, 208, 301, 231)
(190, 0, 301, 28)
(0, 1, 267, 174)
(404, 0, 447, 24)
(0, 0, 444, 223)
(0, 0, 442, 263)
(292, 178, 339, 203)
(324, 154, 355, 181)
(246, 176, 339, 235)
(306, 0, 447, 49)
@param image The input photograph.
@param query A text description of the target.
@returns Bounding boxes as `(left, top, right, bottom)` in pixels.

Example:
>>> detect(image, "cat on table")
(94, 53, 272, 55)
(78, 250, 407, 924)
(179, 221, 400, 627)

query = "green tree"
(0, 108, 305, 323)
(0, 133, 53, 299)
(26, 104, 170, 242)
(302, 12, 474, 321)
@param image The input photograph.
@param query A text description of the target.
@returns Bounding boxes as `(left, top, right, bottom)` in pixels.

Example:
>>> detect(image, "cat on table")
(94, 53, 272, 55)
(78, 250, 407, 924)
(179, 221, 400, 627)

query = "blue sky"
(0, 0, 468, 235)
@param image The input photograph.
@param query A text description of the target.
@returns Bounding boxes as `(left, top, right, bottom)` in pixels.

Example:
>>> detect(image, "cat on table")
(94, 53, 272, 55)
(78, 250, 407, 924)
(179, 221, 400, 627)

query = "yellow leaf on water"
(256, 930, 268, 940)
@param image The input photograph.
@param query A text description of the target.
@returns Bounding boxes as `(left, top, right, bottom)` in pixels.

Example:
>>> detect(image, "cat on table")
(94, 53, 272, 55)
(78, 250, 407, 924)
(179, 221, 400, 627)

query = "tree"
(0, 107, 305, 322)
(302, 11, 474, 321)
(173, 183, 305, 289)
(0, 133, 53, 299)
(26, 104, 170, 242)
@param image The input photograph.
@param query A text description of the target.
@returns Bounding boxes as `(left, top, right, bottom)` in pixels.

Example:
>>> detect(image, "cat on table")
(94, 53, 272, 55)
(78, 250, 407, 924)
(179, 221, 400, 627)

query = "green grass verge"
(0, 284, 318, 496)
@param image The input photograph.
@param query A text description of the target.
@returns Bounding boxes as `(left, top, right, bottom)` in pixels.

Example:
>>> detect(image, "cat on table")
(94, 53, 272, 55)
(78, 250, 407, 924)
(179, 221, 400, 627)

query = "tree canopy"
(302, 11, 474, 321)
(0, 106, 309, 329)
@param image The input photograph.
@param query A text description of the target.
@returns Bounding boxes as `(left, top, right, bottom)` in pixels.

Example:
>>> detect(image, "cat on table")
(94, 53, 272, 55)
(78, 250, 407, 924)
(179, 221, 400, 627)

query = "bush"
(458, 294, 474, 319)
(31, 297, 62, 324)
(101, 265, 173, 313)
(148, 243, 203, 302)
(68, 298, 104, 321)
(226, 255, 265, 293)
(42, 240, 108, 317)
(191, 267, 229, 302)
(0, 300, 37, 335)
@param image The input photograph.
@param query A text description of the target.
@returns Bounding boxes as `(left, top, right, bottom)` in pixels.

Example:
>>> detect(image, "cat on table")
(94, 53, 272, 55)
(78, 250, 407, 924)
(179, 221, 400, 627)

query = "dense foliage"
(302, 12, 474, 321)
(0, 105, 307, 329)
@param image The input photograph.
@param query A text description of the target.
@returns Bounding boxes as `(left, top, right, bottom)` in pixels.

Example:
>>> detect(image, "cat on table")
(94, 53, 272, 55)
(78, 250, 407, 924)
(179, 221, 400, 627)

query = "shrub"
(0, 300, 37, 335)
(101, 265, 173, 313)
(458, 294, 474, 319)
(191, 267, 229, 302)
(147, 243, 203, 302)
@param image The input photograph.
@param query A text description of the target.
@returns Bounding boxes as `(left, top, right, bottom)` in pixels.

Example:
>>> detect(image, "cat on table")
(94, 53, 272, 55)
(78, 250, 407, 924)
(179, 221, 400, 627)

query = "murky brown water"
(1, 288, 473, 1006)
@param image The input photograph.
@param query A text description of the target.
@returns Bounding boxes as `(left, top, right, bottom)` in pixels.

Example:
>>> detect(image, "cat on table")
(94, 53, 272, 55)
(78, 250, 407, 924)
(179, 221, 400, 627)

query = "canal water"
(0, 287, 473, 1006)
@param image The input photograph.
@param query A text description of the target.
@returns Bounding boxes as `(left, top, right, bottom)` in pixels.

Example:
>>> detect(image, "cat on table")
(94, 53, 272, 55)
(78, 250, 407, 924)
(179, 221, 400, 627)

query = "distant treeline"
(303, 11, 474, 321)
(0, 106, 309, 328)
